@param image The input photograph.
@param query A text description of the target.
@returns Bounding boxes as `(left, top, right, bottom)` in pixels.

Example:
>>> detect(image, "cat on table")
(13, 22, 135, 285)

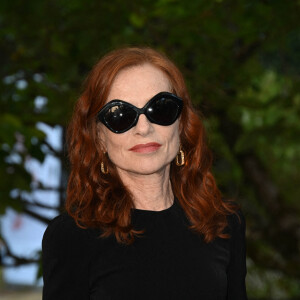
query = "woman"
(42, 47, 247, 299)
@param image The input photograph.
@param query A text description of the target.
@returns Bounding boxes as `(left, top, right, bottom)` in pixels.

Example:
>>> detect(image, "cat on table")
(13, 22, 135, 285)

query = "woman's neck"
(117, 166, 174, 211)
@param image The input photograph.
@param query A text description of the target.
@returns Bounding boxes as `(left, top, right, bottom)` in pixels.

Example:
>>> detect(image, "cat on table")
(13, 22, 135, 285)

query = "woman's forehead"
(106, 64, 172, 106)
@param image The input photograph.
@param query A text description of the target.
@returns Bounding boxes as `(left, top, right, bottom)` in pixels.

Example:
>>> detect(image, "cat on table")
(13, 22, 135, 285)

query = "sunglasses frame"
(97, 91, 183, 133)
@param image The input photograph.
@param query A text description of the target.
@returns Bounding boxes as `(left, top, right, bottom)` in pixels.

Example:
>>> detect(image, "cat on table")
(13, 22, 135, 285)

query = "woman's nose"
(133, 114, 154, 136)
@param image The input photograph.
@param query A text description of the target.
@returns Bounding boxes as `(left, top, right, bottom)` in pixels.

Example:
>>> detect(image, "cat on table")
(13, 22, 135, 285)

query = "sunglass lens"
(104, 105, 136, 132)
(147, 97, 180, 125)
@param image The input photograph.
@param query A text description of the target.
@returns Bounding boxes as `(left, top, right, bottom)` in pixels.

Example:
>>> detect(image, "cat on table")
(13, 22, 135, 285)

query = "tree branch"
(0, 238, 39, 267)
(22, 208, 53, 225)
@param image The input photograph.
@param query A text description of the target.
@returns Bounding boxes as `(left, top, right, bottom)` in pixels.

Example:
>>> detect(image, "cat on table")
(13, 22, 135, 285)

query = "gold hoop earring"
(176, 146, 185, 166)
(100, 151, 109, 174)
(101, 161, 108, 174)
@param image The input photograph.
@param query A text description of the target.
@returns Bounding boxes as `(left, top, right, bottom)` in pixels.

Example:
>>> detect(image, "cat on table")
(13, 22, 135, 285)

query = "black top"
(42, 198, 247, 300)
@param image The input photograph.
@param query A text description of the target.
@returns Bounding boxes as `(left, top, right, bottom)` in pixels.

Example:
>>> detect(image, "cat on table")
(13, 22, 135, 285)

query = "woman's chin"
(117, 163, 170, 177)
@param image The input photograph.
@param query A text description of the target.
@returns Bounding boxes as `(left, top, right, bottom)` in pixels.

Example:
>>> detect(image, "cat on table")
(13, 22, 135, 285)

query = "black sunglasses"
(97, 92, 183, 133)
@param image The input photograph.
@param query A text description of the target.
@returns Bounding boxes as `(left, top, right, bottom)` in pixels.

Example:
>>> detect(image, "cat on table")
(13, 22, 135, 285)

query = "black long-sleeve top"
(42, 198, 247, 299)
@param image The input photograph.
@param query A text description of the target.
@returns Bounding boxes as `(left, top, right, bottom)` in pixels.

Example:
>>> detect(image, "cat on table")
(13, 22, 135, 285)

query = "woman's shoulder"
(42, 213, 92, 254)
(44, 213, 74, 232)
(43, 213, 82, 238)
(227, 209, 246, 227)
(225, 209, 246, 242)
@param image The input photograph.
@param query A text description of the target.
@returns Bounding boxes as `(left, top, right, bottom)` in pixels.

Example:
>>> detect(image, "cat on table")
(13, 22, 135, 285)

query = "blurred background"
(0, 0, 299, 299)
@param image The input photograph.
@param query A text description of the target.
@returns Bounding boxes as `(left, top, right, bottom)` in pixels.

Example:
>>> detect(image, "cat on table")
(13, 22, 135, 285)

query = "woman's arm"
(42, 214, 90, 300)
(226, 210, 248, 299)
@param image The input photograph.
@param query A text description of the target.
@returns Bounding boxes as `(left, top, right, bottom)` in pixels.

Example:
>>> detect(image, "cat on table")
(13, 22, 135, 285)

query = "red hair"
(66, 47, 239, 244)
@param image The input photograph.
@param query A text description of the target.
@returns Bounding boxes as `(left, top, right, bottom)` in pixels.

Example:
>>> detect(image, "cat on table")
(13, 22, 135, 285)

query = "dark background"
(0, 0, 299, 298)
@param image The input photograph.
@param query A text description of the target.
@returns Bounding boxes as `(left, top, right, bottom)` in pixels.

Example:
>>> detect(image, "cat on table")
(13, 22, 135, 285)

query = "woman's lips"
(129, 142, 162, 153)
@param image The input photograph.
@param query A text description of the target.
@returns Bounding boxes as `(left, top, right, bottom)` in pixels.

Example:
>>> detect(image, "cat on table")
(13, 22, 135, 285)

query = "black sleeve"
(42, 214, 91, 300)
(226, 210, 248, 299)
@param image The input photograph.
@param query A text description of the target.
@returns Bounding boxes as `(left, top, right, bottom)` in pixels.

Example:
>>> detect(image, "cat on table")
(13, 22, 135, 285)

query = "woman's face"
(98, 63, 180, 176)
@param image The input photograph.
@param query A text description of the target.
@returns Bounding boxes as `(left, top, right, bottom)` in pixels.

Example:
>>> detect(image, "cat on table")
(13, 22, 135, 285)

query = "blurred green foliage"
(0, 0, 299, 298)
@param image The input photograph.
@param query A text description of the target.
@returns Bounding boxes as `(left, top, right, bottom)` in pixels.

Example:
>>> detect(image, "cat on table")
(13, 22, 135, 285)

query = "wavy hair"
(66, 47, 239, 244)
